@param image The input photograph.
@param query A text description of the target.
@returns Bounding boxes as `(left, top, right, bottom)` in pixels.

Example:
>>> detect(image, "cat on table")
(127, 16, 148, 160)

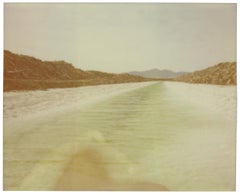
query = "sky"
(4, 3, 236, 73)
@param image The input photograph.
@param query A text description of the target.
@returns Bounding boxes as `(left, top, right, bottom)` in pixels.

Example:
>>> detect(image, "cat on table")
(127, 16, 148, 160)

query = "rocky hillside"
(4, 50, 91, 80)
(175, 62, 236, 85)
(4, 50, 150, 91)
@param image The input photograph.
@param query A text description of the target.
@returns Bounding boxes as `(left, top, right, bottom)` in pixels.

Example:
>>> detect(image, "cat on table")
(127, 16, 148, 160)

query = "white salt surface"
(4, 82, 156, 124)
(3, 81, 236, 191)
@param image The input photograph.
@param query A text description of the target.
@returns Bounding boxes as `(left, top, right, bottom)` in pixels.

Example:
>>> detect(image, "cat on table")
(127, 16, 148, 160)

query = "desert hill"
(174, 62, 236, 85)
(128, 68, 187, 79)
(4, 50, 150, 91)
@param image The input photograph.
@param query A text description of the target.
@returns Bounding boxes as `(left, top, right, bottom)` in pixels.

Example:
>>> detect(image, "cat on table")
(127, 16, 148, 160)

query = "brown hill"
(4, 50, 150, 91)
(174, 62, 236, 85)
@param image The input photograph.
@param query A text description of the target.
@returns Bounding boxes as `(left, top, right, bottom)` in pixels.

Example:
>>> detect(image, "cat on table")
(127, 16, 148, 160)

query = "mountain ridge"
(174, 62, 236, 85)
(128, 68, 188, 78)
(3, 50, 151, 91)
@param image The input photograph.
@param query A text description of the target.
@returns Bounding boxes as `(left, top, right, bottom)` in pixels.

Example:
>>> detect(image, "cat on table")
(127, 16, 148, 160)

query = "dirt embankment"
(174, 62, 236, 85)
(4, 50, 151, 91)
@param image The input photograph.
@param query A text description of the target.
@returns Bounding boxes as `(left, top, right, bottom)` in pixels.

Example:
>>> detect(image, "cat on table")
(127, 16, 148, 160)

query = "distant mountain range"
(3, 50, 152, 91)
(128, 68, 188, 79)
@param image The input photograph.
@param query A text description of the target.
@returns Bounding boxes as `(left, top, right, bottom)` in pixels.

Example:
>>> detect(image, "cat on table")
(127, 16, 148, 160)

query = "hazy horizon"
(4, 3, 236, 73)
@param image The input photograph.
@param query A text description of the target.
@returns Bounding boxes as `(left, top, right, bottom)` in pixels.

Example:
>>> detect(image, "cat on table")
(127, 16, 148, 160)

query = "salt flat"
(3, 81, 236, 191)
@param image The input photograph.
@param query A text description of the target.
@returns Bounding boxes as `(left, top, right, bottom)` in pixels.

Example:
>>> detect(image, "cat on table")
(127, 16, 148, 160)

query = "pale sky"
(4, 3, 236, 73)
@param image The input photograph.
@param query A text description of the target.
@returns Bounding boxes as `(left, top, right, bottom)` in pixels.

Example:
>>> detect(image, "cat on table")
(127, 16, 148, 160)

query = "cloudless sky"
(4, 3, 236, 73)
